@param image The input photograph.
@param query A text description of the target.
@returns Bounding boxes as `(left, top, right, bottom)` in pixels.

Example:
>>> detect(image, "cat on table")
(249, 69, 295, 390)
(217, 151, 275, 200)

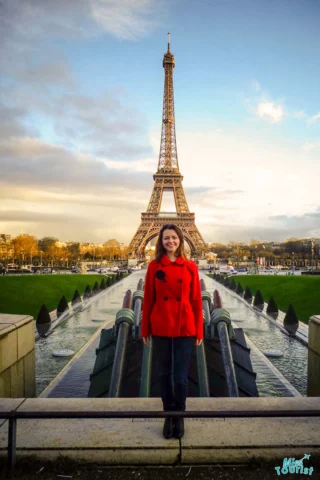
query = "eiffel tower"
(128, 34, 206, 259)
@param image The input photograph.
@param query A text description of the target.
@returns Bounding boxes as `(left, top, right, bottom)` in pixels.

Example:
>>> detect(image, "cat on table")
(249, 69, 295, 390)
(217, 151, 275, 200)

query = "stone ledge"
(13, 396, 320, 413)
(0, 398, 319, 465)
(0, 314, 34, 330)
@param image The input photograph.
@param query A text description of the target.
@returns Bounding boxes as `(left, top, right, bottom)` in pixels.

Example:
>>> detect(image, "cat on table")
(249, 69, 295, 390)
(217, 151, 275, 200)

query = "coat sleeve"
(141, 262, 156, 337)
(189, 262, 203, 340)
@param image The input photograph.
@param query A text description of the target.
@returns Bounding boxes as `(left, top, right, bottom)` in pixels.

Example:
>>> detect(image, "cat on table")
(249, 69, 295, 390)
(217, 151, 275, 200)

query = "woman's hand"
(142, 336, 150, 347)
(194, 339, 203, 346)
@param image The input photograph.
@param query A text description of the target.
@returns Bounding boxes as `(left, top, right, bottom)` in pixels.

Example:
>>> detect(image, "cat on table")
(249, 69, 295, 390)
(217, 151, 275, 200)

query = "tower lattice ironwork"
(128, 34, 206, 258)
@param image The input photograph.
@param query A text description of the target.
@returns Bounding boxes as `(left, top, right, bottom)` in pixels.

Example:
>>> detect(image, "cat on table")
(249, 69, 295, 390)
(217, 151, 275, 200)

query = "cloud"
(0, 0, 162, 47)
(307, 113, 320, 125)
(302, 141, 320, 152)
(251, 79, 261, 93)
(292, 110, 306, 119)
(91, 0, 163, 40)
(1, 125, 320, 243)
(256, 101, 285, 124)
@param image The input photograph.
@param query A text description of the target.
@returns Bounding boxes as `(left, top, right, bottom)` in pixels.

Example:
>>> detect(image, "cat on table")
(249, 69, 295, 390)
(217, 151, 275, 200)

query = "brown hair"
(155, 224, 188, 262)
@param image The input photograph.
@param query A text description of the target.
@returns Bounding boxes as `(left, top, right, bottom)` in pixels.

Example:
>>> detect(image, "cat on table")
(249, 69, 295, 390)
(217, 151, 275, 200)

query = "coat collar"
(160, 254, 185, 266)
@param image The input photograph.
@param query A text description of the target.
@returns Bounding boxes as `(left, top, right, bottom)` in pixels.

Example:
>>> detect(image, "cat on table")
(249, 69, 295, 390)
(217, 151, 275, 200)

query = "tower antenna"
(168, 32, 170, 52)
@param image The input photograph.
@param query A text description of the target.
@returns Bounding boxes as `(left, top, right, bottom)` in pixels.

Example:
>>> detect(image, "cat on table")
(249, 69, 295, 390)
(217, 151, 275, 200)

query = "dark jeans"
(152, 335, 194, 412)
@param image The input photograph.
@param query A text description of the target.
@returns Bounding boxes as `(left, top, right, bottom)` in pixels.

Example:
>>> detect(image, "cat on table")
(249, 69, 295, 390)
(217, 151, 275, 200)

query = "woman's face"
(162, 229, 180, 255)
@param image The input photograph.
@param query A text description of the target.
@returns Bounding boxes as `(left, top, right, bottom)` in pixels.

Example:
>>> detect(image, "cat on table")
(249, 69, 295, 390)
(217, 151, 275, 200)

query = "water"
(35, 272, 308, 398)
(205, 278, 308, 396)
(35, 282, 127, 396)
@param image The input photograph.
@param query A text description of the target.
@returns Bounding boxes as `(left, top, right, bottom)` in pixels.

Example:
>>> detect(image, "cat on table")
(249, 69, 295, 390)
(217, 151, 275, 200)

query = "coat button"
(164, 297, 168, 301)
(176, 297, 181, 301)
(177, 279, 183, 283)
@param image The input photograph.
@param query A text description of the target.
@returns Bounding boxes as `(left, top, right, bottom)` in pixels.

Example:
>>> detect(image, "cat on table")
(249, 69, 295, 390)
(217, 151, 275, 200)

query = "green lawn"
(231, 275, 320, 324)
(0, 275, 109, 319)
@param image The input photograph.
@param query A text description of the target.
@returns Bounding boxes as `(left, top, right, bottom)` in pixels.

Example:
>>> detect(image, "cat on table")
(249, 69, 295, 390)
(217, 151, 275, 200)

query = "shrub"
(224, 276, 230, 287)
(37, 304, 51, 324)
(229, 278, 236, 290)
(244, 286, 252, 303)
(216, 274, 221, 282)
(116, 272, 120, 282)
(93, 281, 99, 293)
(57, 295, 69, 317)
(72, 289, 81, 304)
(254, 289, 264, 306)
(266, 296, 278, 319)
(106, 276, 111, 287)
(83, 285, 91, 298)
(100, 278, 106, 290)
(119, 272, 123, 280)
(284, 304, 299, 335)
(236, 283, 243, 295)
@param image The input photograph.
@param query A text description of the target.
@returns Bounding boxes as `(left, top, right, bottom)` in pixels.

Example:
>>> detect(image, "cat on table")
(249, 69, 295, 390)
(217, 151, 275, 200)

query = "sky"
(1, 0, 320, 245)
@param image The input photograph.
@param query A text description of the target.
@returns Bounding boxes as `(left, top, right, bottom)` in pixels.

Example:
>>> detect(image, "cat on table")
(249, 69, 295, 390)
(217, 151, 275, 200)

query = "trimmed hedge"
(236, 283, 243, 295)
(253, 289, 264, 308)
(266, 296, 278, 318)
(72, 289, 81, 304)
(57, 295, 69, 317)
(37, 304, 51, 324)
(244, 286, 252, 302)
(83, 285, 92, 299)
(284, 303, 299, 334)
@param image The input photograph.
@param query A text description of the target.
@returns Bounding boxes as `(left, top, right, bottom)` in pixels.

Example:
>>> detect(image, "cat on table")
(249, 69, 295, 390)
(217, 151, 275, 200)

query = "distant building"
(0, 234, 12, 242)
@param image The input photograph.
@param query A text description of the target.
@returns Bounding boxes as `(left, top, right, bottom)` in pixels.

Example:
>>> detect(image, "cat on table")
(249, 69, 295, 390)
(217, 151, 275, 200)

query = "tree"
(12, 234, 38, 261)
(38, 237, 58, 253)
(67, 243, 80, 255)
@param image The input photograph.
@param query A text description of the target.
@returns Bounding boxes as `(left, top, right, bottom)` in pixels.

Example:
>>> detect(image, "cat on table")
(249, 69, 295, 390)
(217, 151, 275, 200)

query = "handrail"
(108, 290, 133, 397)
(211, 291, 239, 397)
(197, 279, 210, 397)
(2, 409, 320, 419)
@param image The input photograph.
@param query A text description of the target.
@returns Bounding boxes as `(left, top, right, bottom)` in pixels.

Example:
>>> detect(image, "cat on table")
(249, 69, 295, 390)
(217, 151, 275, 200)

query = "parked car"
(219, 265, 236, 275)
(118, 268, 128, 274)
(21, 267, 33, 274)
(131, 265, 142, 271)
(237, 267, 247, 273)
(110, 266, 119, 272)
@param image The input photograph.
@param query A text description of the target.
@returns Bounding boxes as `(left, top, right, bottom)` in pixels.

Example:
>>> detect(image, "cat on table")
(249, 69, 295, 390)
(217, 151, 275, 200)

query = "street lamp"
(311, 240, 314, 275)
(40, 251, 43, 266)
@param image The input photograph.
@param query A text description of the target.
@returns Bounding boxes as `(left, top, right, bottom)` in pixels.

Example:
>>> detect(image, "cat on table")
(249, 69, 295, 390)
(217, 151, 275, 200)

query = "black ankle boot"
(163, 416, 173, 439)
(173, 416, 184, 439)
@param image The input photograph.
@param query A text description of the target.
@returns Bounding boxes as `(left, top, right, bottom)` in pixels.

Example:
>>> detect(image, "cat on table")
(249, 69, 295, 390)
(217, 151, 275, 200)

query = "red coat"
(141, 254, 203, 340)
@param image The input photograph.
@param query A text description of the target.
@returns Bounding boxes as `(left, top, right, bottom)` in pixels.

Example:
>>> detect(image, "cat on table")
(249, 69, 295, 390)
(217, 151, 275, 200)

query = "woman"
(141, 224, 203, 439)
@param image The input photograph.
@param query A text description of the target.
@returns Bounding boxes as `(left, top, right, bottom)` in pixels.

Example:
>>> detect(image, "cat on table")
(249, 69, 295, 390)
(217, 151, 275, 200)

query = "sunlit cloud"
(307, 112, 320, 125)
(256, 101, 285, 124)
(302, 141, 320, 152)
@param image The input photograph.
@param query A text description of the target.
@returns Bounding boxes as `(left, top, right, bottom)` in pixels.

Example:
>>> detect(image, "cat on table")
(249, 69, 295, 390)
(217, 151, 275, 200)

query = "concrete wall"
(308, 315, 320, 396)
(0, 314, 35, 398)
